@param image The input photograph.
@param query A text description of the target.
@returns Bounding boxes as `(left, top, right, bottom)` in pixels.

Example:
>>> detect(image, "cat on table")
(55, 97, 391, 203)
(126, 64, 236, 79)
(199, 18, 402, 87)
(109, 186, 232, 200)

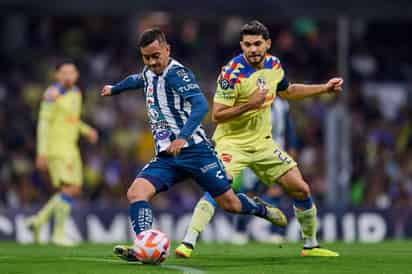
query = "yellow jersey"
(37, 83, 92, 157)
(213, 54, 288, 149)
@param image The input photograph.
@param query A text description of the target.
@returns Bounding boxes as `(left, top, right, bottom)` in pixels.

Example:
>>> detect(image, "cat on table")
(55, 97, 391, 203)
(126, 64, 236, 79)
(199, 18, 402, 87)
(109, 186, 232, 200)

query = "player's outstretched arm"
(101, 74, 144, 96)
(279, 77, 343, 100)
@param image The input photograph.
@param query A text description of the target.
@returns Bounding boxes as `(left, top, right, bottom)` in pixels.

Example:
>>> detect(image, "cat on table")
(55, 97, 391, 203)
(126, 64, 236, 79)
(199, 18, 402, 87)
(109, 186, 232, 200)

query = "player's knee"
(127, 178, 155, 203)
(295, 181, 311, 199)
(127, 186, 146, 202)
(61, 184, 81, 197)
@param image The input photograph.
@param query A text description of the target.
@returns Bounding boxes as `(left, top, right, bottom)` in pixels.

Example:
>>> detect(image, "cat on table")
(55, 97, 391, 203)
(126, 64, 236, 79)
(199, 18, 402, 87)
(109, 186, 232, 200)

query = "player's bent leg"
(176, 193, 217, 258)
(214, 189, 287, 227)
(278, 167, 339, 257)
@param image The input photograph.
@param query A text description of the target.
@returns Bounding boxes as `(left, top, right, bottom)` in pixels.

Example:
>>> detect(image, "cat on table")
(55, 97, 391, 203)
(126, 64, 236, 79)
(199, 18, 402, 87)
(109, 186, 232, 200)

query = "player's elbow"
(212, 112, 222, 123)
(190, 95, 209, 118)
(280, 84, 298, 100)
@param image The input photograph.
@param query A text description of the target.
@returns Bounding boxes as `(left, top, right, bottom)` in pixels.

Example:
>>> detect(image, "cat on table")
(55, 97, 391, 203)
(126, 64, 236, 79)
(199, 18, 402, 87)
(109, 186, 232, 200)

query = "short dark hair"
(138, 28, 168, 48)
(240, 20, 270, 41)
(55, 59, 77, 71)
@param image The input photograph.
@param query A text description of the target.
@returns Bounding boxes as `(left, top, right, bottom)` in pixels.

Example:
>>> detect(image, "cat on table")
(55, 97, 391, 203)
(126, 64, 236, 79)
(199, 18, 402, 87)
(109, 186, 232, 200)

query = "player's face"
(56, 64, 79, 88)
(240, 35, 271, 67)
(140, 40, 170, 75)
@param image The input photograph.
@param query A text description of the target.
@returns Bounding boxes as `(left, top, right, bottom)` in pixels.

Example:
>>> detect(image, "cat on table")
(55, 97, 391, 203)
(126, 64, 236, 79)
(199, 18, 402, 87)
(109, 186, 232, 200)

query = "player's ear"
(239, 41, 245, 50)
(74, 69, 79, 81)
(266, 39, 272, 51)
(165, 43, 171, 56)
(55, 69, 62, 82)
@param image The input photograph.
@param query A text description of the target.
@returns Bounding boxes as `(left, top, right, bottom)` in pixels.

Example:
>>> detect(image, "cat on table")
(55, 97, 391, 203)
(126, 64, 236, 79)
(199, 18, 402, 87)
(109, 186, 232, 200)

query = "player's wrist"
(245, 102, 257, 110)
(321, 84, 330, 93)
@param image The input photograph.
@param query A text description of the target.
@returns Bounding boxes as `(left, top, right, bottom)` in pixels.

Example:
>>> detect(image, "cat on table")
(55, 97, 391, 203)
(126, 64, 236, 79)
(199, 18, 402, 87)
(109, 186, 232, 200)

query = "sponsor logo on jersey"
(257, 76, 266, 90)
(155, 130, 171, 140)
(178, 83, 200, 93)
(176, 69, 191, 82)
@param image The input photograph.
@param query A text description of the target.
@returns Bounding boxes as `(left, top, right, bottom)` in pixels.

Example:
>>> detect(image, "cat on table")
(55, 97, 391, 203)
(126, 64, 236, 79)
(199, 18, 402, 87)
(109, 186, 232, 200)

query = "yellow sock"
(34, 194, 59, 226)
(294, 205, 319, 247)
(183, 199, 215, 247)
(52, 196, 71, 240)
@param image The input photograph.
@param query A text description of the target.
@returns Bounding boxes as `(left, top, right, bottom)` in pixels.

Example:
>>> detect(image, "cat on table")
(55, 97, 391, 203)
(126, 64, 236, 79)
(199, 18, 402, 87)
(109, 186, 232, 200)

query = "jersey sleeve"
(276, 61, 289, 92)
(36, 87, 58, 156)
(213, 72, 238, 107)
(168, 67, 203, 100)
(111, 74, 144, 95)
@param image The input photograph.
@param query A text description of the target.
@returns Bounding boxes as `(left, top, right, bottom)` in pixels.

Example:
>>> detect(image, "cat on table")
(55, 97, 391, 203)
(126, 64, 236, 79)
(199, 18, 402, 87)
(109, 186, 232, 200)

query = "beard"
(246, 54, 265, 66)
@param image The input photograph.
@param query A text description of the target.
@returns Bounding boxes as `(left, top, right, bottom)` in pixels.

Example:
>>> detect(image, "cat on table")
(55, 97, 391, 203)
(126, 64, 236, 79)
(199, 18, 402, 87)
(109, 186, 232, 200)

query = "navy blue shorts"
(137, 142, 231, 197)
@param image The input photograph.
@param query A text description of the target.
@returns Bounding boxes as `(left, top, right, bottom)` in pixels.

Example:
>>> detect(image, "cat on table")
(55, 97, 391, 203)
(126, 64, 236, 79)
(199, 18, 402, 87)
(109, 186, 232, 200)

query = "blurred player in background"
(176, 20, 342, 257)
(26, 61, 98, 246)
(100, 28, 287, 262)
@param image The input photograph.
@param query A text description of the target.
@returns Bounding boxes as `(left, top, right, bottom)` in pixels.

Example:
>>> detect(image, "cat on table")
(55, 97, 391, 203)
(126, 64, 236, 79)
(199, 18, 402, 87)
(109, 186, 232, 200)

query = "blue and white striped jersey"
(113, 59, 209, 154)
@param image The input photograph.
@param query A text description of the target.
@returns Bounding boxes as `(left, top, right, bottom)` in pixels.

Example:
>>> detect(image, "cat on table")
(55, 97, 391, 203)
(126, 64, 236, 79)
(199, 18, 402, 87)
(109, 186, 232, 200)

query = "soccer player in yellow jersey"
(176, 21, 343, 257)
(26, 61, 98, 246)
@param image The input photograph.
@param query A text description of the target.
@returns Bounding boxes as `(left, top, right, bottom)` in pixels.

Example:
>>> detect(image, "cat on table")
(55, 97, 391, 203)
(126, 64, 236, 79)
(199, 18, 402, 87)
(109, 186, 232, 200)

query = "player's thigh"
(277, 166, 311, 199)
(214, 142, 249, 183)
(135, 156, 182, 195)
(250, 141, 297, 186)
(178, 143, 232, 198)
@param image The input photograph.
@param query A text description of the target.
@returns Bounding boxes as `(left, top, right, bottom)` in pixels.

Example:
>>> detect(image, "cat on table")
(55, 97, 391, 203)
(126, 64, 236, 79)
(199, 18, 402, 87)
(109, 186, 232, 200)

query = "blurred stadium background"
(1, 0, 412, 245)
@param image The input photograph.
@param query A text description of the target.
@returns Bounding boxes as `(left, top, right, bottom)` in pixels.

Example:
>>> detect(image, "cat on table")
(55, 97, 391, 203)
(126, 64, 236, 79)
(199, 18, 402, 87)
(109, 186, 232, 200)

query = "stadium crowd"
(0, 14, 411, 231)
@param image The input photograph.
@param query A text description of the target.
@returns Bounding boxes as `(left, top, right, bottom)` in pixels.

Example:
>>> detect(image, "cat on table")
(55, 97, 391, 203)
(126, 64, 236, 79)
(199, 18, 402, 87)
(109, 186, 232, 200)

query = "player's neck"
(57, 83, 75, 91)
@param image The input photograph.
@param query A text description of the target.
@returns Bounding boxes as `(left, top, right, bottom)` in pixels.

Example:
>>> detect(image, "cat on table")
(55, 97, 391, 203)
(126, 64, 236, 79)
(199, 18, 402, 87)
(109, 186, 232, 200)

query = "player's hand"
(87, 128, 99, 144)
(100, 85, 113, 96)
(36, 155, 48, 171)
(324, 78, 343, 94)
(166, 138, 187, 156)
(248, 87, 268, 109)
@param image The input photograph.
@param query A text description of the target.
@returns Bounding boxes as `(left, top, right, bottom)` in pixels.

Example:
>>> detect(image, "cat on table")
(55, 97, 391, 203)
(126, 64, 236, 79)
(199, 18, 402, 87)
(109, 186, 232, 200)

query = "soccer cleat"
(175, 243, 193, 258)
(300, 247, 339, 257)
(26, 216, 41, 244)
(253, 197, 287, 227)
(113, 245, 140, 262)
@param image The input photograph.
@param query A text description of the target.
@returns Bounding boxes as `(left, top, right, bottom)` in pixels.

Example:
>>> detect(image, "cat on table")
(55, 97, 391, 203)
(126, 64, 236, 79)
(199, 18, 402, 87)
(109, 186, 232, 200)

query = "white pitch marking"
(162, 264, 206, 274)
(61, 257, 206, 273)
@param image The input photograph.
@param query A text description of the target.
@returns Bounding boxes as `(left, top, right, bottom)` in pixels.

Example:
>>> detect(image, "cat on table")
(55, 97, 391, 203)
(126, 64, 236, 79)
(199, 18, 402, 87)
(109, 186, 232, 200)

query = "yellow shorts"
(215, 139, 297, 186)
(47, 152, 83, 188)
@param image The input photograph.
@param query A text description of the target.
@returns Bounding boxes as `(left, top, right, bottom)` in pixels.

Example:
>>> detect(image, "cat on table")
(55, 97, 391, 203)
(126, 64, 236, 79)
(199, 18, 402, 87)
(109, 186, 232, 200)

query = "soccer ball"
(133, 229, 170, 264)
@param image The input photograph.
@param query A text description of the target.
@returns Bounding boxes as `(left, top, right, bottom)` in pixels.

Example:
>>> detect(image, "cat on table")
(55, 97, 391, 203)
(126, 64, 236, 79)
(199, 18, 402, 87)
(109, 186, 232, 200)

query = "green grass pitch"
(0, 241, 411, 274)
